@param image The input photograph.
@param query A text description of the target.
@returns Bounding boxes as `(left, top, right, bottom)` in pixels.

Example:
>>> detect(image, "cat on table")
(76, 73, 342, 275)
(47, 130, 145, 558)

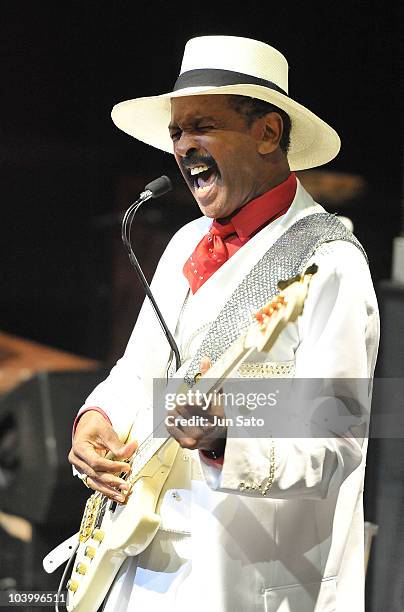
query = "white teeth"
(190, 165, 209, 176)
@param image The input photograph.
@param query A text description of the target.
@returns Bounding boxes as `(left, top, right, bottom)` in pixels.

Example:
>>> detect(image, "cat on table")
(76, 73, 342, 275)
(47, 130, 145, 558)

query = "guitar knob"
(67, 579, 79, 592)
(75, 562, 87, 575)
(85, 546, 96, 559)
(92, 529, 105, 542)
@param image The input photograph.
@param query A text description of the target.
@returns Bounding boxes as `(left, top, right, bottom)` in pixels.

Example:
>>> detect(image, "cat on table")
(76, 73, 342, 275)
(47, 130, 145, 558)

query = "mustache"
(181, 152, 216, 172)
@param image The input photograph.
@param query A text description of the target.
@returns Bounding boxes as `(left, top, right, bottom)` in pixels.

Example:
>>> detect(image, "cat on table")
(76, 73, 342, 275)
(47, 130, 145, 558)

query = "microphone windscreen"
(145, 175, 172, 198)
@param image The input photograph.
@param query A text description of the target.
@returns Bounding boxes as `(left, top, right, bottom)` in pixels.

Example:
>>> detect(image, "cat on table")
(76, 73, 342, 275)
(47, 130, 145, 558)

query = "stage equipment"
(0, 368, 109, 524)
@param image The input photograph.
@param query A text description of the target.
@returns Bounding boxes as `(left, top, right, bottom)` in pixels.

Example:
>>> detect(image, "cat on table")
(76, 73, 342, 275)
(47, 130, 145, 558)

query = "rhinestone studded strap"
(184, 213, 367, 386)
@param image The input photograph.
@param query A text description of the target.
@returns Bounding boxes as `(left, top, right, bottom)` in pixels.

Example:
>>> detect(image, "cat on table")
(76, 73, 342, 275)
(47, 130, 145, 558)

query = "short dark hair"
(227, 95, 292, 155)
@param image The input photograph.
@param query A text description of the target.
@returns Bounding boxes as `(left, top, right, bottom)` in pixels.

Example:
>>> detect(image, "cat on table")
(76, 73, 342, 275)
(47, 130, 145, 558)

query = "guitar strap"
(184, 212, 367, 386)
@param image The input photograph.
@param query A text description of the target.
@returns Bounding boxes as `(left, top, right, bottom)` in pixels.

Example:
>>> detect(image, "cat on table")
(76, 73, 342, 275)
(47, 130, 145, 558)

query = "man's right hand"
(68, 411, 138, 502)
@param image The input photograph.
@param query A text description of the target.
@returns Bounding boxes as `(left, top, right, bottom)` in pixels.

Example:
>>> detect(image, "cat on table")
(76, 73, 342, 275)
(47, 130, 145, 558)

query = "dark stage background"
(1, 1, 402, 362)
(0, 1, 403, 610)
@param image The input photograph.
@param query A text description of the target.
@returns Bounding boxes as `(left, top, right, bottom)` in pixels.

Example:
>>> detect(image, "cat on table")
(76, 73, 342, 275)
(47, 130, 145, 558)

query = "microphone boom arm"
(121, 179, 182, 373)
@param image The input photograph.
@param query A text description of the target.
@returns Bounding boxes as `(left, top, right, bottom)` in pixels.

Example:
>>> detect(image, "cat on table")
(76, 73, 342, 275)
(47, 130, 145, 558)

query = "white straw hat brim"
(111, 83, 340, 171)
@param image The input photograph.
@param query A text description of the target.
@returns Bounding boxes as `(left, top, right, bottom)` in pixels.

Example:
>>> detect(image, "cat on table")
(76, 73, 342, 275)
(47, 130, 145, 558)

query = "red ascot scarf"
(183, 173, 297, 293)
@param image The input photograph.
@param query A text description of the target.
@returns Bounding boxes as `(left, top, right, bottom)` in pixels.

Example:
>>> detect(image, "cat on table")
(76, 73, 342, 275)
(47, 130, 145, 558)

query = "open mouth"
(187, 162, 220, 193)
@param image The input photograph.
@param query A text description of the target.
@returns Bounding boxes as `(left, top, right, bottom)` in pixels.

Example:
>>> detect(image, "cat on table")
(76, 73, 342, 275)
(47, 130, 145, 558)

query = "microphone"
(121, 176, 181, 371)
(143, 175, 172, 199)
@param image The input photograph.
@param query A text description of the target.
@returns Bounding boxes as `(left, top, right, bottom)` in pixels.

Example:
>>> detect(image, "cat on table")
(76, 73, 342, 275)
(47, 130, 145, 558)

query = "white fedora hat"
(111, 35, 340, 171)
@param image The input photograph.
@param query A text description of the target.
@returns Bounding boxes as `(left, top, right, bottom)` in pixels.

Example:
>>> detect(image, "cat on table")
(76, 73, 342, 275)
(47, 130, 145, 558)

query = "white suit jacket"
(81, 180, 379, 612)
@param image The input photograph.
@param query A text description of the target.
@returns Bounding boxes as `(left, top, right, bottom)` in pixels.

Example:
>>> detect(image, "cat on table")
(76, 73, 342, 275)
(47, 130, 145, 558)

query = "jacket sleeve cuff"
(72, 406, 112, 437)
(199, 449, 225, 466)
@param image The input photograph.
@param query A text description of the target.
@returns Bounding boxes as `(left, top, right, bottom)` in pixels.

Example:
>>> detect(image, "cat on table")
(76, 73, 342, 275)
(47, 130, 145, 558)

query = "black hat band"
(173, 68, 288, 96)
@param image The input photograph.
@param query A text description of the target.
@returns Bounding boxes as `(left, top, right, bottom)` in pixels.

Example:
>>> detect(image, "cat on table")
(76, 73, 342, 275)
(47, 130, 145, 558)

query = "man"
(68, 36, 379, 611)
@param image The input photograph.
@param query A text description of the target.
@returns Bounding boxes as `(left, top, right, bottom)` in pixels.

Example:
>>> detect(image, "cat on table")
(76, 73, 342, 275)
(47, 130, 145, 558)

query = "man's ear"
(257, 112, 283, 154)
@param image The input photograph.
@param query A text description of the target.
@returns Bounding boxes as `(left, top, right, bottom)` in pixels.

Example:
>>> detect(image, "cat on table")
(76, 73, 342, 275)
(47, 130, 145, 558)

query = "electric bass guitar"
(45, 264, 317, 612)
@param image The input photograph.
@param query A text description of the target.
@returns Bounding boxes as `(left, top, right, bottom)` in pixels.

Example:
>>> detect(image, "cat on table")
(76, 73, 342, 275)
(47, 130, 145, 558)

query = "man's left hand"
(166, 358, 227, 454)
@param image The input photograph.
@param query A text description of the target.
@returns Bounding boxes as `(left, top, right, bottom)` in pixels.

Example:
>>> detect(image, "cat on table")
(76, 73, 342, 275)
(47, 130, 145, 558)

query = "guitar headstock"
(244, 264, 318, 353)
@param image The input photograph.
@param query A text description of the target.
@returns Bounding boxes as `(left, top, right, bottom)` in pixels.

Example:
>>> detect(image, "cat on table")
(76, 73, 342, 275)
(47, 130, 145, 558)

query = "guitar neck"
(175, 334, 253, 397)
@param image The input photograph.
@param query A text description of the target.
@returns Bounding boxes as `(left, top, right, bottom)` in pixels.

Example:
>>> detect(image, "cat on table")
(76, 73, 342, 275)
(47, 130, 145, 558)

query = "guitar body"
(66, 438, 179, 612)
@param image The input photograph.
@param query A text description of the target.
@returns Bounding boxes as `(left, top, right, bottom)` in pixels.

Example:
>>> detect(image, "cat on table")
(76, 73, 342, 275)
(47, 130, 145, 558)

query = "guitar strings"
(95, 353, 249, 516)
(92, 312, 275, 516)
(95, 426, 171, 516)
(89, 290, 290, 514)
